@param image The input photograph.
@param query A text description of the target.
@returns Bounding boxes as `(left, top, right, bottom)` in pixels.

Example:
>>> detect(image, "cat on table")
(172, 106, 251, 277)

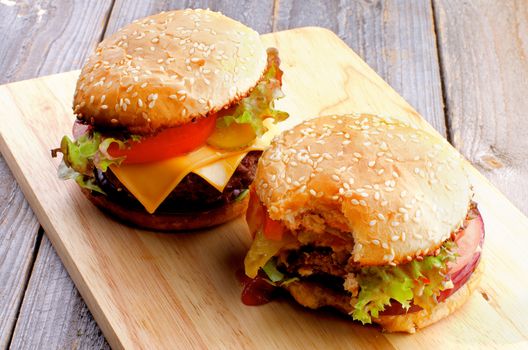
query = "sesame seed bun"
(73, 9, 267, 134)
(82, 188, 249, 231)
(254, 114, 472, 266)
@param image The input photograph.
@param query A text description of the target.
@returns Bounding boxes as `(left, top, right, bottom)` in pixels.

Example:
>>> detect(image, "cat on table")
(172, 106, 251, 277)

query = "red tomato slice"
(246, 189, 265, 238)
(108, 115, 217, 164)
(263, 215, 286, 241)
(448, 210, 485, 275)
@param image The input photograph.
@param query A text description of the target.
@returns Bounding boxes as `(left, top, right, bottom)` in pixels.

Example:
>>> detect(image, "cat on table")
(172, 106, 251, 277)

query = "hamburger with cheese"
(52, 9, 288, 230)
(244, 114, 484, 332)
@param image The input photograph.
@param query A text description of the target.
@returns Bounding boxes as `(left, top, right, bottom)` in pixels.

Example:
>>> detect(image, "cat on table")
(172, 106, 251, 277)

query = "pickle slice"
(207, 122, 257, 151)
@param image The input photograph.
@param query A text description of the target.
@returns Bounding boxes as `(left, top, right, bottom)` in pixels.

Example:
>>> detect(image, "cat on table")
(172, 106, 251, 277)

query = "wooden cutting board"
(1, 27, 527, 349)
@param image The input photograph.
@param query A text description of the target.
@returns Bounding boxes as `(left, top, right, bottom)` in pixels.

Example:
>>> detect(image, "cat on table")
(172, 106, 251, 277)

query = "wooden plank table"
(0, 0, 526, 348)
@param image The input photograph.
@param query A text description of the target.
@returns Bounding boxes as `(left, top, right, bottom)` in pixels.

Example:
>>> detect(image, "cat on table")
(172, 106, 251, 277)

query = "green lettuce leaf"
(262, 259, 285, 282)
(216, 48, 289, 136)
(352, 241, 457, 324)
(261, 258, 299, 286)
(234, 189, 249, 202)
(52, 131, 126, 193)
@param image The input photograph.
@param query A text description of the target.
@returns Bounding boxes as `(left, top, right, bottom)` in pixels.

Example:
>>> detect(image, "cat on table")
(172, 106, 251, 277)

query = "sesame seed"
(377, 213, 385, 221)
(391, 235, 399, 241)
(382, 242, 389, 249)
(137, 99, 143, 107)
(351, 199, 359, 205)
(89, 95, 95, 104)
(369, 220, 377, 227)
(309, 189, 317, 196)
(372, 240, 380, 246)
(148, 101, 155, 109)
(391, 221, 400, 227)
(100, 95, 106, 103)
(368, 160, 376, 167)
(331, 174, 340, 182)
(168, 95, 177, 100)
(359, 200, 367, 206)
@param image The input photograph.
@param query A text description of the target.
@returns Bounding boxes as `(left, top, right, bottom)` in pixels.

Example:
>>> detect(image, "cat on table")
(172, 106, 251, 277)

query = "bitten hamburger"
(52, 9, 288, 230)
(244, 114, 484, 333)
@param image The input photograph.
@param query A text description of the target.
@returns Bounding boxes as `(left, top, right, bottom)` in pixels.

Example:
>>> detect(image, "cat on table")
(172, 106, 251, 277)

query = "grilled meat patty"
(94, 151, 262, 213)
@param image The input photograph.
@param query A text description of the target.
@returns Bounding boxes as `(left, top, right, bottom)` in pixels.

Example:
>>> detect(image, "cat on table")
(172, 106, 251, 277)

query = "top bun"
(73, 9, 267, 134)
(254, 114, 472, 266)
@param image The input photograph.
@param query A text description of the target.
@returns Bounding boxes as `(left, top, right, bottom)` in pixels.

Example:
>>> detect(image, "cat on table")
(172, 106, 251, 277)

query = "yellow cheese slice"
(110, 118, 280, 214)
(110, 146, 247, 214)
(192, 152, 248, 192)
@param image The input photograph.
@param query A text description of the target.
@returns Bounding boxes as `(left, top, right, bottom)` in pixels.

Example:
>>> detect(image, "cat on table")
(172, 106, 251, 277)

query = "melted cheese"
(110, 119, 279, 214)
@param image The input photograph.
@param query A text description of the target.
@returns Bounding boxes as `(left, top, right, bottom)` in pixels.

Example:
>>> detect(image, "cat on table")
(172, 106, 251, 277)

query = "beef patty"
(94, 151, 262, 213)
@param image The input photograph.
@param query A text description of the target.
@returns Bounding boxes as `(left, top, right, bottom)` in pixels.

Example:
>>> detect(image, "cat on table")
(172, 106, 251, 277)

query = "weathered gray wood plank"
(9, 236, 110, 350)
(276, 0, 446, 136)
(0, 0, 113, 84)
(0, 157, 40, 349)
(433, 0, 528, 215)
(0, 0, 113, 348)
(105, 0, 274, 37)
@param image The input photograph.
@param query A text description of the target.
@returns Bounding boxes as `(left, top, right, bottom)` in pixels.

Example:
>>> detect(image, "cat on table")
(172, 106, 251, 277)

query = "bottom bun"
(285, 260, 484, 333)
(82, 189, 249, 231)
(374, 260, 484, 333)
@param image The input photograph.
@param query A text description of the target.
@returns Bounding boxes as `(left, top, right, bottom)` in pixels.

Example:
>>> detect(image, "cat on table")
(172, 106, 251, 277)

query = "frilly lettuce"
(352, 241, 457, 324)
(52, 131, 126, 193)
(215, 48, 289, 136)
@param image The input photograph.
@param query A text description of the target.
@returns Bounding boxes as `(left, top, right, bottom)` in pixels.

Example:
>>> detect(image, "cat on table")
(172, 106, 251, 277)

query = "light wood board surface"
(1, 27, 527, 349)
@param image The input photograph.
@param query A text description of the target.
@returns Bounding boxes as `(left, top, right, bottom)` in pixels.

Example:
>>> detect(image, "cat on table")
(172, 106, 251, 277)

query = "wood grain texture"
(0, 0, 113, 348)
(0, 0, 113, 84)
(1, 28, 528, 349)
(105, 0, 275, 37)
(9, 236, 110, 350)
(0, 157, 40, 349)
(433, 0, 528, 215)
(276, 0, 446, 135)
